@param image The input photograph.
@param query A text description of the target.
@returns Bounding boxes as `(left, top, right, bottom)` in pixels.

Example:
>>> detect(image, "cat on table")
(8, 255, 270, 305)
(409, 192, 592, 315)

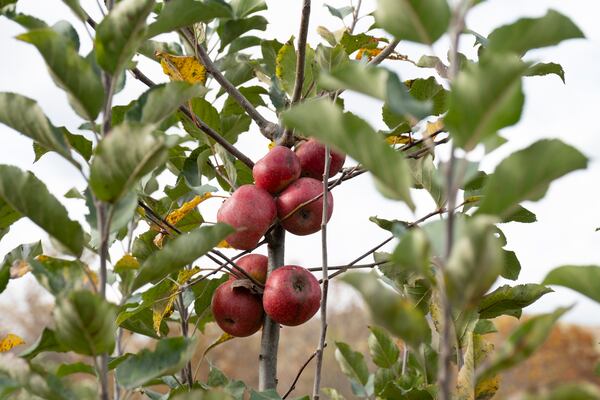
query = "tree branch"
(181, 29, 280, 141)
(283, 346, 324, 399)
(259, 224, 285, 390)
(129, 68, 255, 169)
(312, 145, 332, 399)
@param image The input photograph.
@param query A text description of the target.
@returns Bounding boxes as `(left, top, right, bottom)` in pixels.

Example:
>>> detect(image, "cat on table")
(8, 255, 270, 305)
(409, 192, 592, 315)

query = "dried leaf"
(217, 239, 232, 248)
(156, 51, 207, 85)
(165, 193, 212, 226)
(0, 333, 25, 352)
(152, 267, 201, 335)
(9, 259, 31, 278)
(202, 332, 234, 359)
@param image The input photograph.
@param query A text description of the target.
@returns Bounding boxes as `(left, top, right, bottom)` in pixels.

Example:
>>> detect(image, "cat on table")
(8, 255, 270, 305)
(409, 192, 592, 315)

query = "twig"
(438, 3, 472, 399)
(369, 39, 401, 66)
(349, 0, 363, 33)
(181, 29, 280, 141)
(312, 144, 332, 399)
(129, 68, 255, 169)
(308, 261, 386, 272)
(281, 0, 312, 146)
(283, 346, 324, 399)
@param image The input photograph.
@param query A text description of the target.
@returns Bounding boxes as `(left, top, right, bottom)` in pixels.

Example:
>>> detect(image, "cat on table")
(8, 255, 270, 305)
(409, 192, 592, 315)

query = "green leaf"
(385, 228, 432, 285)
(0, 93, 76, 162)
(230, 0, 266, 18)
(132, 224, 233, 291)
(375, 0, 450, 45)
(0, 166, 84, 256)
(445, 216, 503, 308)
(408, 155, 445, 207)
(477, 139, 587, 218)
(218, 15, 267, 51)
(61, 0, 88, 21)
(477, 307, 569, 381)
(368, 326, 399, 368)
(17, 29, 104, 120)
(324, 4, 353, 20)
(503, 205, 536, 224)
(147, 0, 232, 38)
(53, 290, 117, 356)
(501, 249, 521, 281)
(445, 54, 528, 150)
(20, 327, 68, 359)
(342, 271, 430, 348)
(0, 241, 42, 294)
(89, 123, 168, 203)
(193, 275, 228, 329)
(478, 284, 552, 319)
(275, 40, 315, 96)
(323, 388, 346, 400)
(525, 62, 565, 84)
(543, 265, 600, 304)
(115, 337, 196, 389)
(488, 10, 584, 55)
(335, 341, 370, 386)
(95, 0, 155, 75)
(282, 98, 414, 208)
(129, 81, 207, 124)
(249, 389, 282, 400)
(56, 362, 95, 377)
(0, 197, 21, 232)
(29, 256, 93, 295)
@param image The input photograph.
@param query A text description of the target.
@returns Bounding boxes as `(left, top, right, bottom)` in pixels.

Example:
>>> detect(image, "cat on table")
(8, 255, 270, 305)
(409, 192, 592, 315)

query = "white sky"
(1, 0, 599, 331)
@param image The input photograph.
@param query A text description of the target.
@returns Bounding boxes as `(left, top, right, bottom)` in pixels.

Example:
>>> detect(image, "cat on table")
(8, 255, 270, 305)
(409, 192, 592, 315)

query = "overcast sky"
(1, 0, 599, 333)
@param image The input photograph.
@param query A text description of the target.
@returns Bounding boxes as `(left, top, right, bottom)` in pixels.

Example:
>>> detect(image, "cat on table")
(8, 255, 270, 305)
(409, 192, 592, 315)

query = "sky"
(0, 0, 599, 332)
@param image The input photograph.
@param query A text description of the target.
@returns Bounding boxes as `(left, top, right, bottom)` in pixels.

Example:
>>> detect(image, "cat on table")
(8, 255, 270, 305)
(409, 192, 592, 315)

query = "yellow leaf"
(9, 259, 31, 278)
(83, 265, 99, 287)
(114, 254, 140, 272)
(0, 333, 25, 352)
(217, 239, 232, 249)
(386, 135, 411, 145)
(268, 141, 276, 150)
(426, 119, 444, 135)
(152, 267, 201, 335)
(165, 193, 212, 226)
(201, 332, 234, 360)
(156, 51, 207, 85)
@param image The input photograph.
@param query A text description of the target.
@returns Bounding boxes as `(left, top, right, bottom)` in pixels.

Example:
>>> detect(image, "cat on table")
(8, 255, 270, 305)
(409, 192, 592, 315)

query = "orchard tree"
(0, 0, 599, 399)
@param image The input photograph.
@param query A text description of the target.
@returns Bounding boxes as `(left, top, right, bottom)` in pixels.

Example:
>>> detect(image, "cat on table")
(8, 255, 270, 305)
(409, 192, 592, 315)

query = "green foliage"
(95, 0, 155, 74)
(478, 284, 553, 319)
(367, 326, 400, 369)
(375, 0, 450, 45)
(487, 10, 584, 55)
(89, 123, 169, 202)
(0, 165, 84, 256)
(477, 139, 587, 218)
(543, 265, 600, 303)
(0, 241, 41, 294)
(147, 0, 231, 38)
(115, 337, 196, 389)
(282, 98, 414, 208)
(17, 29, 104, 120)
(131, 223, 233, 290)
(53, 290, 117, 356)
(445, 54, 528, 150)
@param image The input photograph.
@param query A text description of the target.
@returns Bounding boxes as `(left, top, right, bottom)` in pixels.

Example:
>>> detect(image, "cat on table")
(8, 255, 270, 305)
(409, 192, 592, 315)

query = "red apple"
(253, 146, 301, 194)
(262, 265, 321, 326)
(211, 280, 264, 337)
(276, 177, 333, 236)
(217, 185, 276, 250)
(295, 139, 346, 180)
(228, 254, 268, 284)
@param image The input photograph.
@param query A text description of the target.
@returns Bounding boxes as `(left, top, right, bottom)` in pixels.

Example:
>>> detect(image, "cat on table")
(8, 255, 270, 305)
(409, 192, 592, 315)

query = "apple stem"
(259, 224, 286, 390)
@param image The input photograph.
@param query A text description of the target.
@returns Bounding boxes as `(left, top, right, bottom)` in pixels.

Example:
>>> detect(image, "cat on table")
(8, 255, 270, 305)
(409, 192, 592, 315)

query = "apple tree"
(0, 0, 598, 399)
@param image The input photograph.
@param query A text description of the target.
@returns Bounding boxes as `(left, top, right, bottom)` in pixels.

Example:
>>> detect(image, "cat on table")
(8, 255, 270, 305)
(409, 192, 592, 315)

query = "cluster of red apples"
(211, 139, 346, 336)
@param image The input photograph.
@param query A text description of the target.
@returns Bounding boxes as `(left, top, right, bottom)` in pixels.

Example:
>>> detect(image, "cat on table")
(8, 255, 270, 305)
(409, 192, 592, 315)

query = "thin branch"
(349, 0, 363, 33)
(312, 145, 332, 400)
(308, 261, 386, 272)
(369, 39, 401, 66)
(283, 346, 324, 399)
(181, 29, 280, 141)
(129, 68, 255, 169)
